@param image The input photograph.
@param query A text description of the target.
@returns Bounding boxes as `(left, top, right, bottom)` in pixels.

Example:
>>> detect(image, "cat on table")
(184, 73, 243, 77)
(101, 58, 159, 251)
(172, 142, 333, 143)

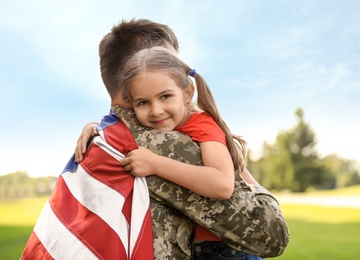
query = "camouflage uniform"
(113, 106, 290, 259)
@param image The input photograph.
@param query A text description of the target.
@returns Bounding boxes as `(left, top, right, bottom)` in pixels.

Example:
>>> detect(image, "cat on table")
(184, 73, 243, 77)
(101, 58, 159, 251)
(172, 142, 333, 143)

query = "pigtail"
(192, 72, 247, 172)
(193, 73, 219, 122)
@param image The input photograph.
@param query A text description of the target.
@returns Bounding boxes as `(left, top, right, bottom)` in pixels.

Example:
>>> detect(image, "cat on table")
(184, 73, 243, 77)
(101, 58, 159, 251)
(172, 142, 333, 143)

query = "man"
(77, 18, 289, 258)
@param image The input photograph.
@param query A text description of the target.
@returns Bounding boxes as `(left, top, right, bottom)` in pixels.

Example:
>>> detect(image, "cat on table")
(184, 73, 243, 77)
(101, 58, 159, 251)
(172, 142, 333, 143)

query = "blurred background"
(1, 0, 359, 259)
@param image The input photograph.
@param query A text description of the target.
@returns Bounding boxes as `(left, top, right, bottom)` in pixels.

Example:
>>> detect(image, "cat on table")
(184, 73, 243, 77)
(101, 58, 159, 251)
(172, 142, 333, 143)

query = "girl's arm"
(74, 122, 99, 162)
(121, 141, 234, 199)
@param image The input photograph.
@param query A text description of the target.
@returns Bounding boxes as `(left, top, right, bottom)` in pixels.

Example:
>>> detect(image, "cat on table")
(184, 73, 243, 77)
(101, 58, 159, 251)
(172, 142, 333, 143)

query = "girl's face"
(130, 71, 193, 131)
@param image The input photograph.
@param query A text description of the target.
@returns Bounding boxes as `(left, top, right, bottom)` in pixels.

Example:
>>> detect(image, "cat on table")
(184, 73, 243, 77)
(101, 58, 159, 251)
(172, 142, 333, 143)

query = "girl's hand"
(120, 147, 158, 177)
(74, 122, 99, 163)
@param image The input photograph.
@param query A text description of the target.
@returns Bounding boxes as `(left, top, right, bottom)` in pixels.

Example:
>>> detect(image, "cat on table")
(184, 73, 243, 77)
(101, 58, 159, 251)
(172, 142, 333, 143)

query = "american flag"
(22, 115, 154, 259)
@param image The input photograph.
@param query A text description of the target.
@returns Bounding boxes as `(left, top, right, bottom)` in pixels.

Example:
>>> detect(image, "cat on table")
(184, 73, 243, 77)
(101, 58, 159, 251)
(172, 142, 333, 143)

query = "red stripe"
(50, 176, 127, 259)
(21, 231, 53, 260)
(81, 145, 134, 195)
(103, 120, 139, 156)
(131, 208, 154, 260)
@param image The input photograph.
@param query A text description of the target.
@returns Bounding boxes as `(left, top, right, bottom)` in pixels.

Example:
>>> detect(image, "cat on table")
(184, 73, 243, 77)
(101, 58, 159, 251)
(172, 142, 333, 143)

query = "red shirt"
(176, 112, 226, 241)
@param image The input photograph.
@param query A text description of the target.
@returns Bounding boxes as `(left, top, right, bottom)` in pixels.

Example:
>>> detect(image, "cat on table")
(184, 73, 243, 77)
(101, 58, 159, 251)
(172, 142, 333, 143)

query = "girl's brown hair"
(119, 47, 247, 172)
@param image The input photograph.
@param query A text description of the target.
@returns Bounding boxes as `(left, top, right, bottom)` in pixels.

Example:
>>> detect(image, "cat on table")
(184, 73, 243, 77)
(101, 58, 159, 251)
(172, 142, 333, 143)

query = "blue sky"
(1, 0, 359, 177)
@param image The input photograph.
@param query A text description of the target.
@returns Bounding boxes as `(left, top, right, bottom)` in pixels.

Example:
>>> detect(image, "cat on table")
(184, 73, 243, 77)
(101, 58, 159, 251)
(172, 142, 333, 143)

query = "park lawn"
(0, 197, 48, 226)
(1, 194, 360, 260)
(0, 197, 47, 259)
(306, 184, 360, 196)
(278, 204, 360, 259)
(280, 203, 360, 223)
(0, 225, 33, 260)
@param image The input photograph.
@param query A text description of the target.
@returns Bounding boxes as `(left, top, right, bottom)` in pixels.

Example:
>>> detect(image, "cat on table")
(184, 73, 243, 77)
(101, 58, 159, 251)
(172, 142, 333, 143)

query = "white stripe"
(93, 134, 125, 161)
(34, 201, 97, 260)
(129, 176, 150, 258)
(61, 167, 129, 256)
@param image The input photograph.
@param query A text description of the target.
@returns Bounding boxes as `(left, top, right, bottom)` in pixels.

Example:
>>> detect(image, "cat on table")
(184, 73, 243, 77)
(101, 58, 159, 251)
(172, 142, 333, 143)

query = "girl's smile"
(150, 117, 171, 125)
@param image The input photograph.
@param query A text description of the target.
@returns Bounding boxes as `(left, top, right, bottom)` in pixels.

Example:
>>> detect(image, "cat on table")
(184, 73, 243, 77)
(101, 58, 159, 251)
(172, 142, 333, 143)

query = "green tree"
(288, 108, 322, 191)
(250, 135, 295, 190)
(249, 108, 334, 192)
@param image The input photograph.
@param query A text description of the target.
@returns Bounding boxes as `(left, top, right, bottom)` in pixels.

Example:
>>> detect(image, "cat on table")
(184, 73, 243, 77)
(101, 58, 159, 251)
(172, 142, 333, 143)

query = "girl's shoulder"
(187, 111, 215, 124)
(178, 112, 226, 145)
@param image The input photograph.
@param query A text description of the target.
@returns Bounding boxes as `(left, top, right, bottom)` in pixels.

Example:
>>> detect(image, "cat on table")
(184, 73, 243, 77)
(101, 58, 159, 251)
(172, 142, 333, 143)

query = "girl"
(118, 46, 247, 200)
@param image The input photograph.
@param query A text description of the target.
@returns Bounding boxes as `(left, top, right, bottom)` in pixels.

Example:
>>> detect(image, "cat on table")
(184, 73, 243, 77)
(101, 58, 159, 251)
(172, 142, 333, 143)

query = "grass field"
(1, 186, 360, 259)
(277, 205, 360, 259)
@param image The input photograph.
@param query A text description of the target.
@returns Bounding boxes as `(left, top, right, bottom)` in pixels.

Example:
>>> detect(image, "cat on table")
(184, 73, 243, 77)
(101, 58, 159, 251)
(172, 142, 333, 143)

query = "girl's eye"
(135, 100, 147, 106)
(161, 94, 171, 100)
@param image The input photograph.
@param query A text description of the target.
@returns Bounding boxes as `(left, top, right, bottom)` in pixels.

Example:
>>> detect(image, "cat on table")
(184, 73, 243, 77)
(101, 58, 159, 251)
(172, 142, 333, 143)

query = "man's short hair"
(99, 18, 179, 99)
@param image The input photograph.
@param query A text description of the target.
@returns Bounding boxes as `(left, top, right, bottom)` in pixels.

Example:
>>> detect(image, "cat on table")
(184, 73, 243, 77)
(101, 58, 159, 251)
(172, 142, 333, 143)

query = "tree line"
(0, 171, 56, 200)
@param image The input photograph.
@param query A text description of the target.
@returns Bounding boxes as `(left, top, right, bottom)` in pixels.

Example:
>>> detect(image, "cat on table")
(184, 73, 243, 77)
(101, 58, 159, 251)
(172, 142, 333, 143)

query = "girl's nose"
(150, 103, 164, 116)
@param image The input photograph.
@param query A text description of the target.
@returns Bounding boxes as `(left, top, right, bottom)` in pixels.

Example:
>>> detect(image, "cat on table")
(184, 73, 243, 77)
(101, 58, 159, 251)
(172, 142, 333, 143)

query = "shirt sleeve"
(176, 112, 227, 146)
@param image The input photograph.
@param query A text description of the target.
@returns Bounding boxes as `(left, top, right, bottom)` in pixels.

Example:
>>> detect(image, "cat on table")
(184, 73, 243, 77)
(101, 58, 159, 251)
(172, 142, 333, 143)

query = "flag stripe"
(21, 231, 53, 260)
(35, 201, 97, 259)
(50, 175, 127, 259)
(81, 144, 135, 198)
(129, 177, 152, 257)
(61, 165, 129, 249)
(92, 135, 153, 258)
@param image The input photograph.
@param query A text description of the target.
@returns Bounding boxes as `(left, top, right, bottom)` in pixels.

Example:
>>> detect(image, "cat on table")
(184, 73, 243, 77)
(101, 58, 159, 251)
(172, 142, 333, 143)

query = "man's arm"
(137, 131, 289, 257)
(149, 196, 194, 259)
(117, 106, 290, 257)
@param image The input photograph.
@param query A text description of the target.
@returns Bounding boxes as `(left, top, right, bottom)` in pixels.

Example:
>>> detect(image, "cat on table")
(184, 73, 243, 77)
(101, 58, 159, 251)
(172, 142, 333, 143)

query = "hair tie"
(188, 69, 196, 77)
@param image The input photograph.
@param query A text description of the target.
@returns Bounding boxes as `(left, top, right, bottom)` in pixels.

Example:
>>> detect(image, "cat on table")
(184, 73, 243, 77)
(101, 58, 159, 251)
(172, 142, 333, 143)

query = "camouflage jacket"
(112, 106, 290, 259)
